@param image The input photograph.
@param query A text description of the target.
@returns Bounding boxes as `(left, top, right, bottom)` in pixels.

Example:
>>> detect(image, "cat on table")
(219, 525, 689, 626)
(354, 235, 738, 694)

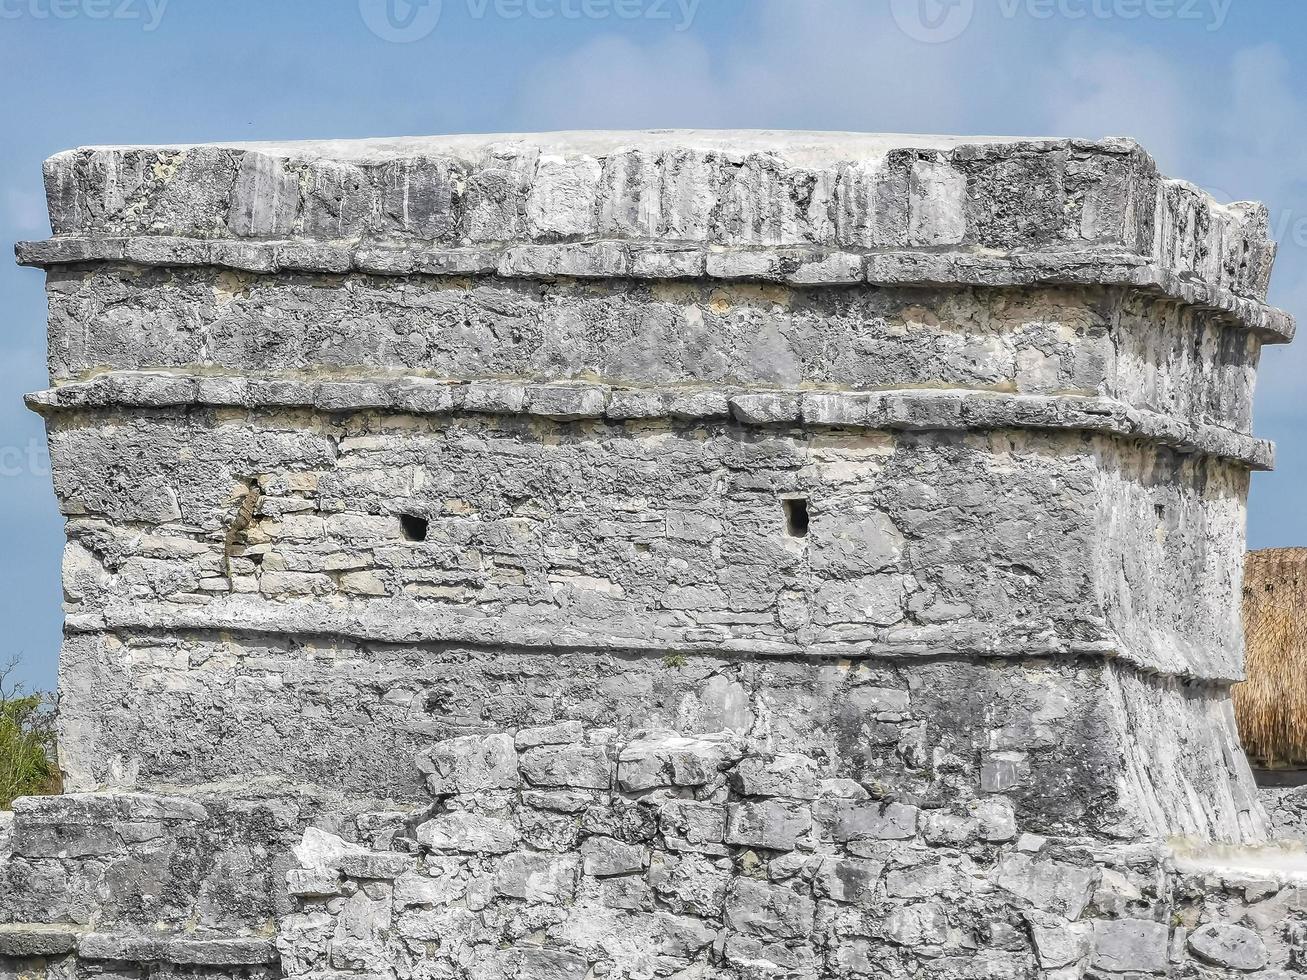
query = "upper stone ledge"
(18, 130, 1287, 319)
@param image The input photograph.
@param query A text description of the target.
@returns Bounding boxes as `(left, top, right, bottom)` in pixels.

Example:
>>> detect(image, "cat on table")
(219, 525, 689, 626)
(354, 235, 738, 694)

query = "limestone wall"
(4, 131, 1303, 979)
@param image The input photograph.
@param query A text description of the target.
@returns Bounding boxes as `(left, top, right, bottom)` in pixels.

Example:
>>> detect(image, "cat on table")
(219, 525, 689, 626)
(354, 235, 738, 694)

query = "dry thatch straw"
(1236, 547, 1307, 767)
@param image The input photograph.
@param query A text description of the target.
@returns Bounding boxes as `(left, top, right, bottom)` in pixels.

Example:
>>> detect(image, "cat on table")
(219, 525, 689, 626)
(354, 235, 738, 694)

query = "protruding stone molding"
(58, 604, 1149, 677)
(0, 926, 277, 967)
(30, 134, 1282, 300)
(65, 615, 1259, 687)
(26, 372, 1276, 470)
(14, 237, 1295, 342)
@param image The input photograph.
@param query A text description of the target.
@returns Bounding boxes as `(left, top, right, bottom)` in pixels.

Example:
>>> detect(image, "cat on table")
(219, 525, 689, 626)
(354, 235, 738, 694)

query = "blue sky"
(1, 0, 1304, 688)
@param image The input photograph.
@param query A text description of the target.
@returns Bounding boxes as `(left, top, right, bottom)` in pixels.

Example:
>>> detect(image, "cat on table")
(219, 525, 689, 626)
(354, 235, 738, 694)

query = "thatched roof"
(1237, 547, 1307, 767)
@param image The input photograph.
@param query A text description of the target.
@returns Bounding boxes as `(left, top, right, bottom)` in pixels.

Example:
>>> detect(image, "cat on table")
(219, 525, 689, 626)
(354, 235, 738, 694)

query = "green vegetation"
(0, 660, 59, 809)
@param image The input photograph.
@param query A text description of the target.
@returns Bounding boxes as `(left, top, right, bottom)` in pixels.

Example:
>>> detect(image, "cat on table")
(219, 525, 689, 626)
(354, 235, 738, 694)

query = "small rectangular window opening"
(783, 498, 809, 538)
(400, 514, 429, 542)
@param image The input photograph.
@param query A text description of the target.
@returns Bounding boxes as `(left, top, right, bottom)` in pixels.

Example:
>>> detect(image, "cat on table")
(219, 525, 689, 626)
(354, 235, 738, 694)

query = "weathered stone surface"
(617, 733, 743, 792)
(1024, 911, 1092, 969)
(521, 744, 611, 790)
(1188, 922, 1270, 971)
(414, 813, 519, 854)
(729, 753, 820, 799)
(415, 734, 520, 796)
(996, 853, 1097, 919)
(493, 851, 579, 904)
(659, 800, 729, 854)
(817, 800, 919, 842)
(813, 856, 883, 905)
(580, 836, 646, 878)
(724, 800, 812, 851)
(724, 878, 815, 940)
(0, 926, 78, 957)
(3, 130, 1302, 980)
(1092, 918, 1171, 974)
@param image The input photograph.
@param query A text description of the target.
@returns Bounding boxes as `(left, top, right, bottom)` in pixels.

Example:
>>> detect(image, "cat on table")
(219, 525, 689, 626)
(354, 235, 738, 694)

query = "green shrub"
(0, 662, 59, 809)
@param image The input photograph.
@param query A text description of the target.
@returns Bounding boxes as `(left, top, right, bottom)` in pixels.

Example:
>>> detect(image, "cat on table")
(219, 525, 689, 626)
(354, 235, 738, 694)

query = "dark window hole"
(400, 514, 429, 542)
(783, 498, 810, 538)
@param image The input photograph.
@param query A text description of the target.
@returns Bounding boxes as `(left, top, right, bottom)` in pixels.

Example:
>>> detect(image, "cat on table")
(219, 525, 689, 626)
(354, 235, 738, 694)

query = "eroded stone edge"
(25, 374, 1276, 471)
(13, 238, 1296, 343)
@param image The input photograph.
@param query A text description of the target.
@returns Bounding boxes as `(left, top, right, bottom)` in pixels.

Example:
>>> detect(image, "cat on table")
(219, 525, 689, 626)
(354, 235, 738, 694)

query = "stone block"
(648, 852, 731, 918)
(493, 851, 579, 904)
(336, 851, 416, 880)
(1091, 918, 1170, 975)
(166, 937, 278, 966)
(1024, 911, 1093, 969)
(415, 813, 520, 854)
(286, 868, 343, 897)
(416, 734, 521, 796)
(509, 946, 590, 980)
(659, 800, 729, 854)
(996, 854, 1097, 920)
(813, 856, 883, 905)
(526, 385, 608, 421)
(0, 927, 78, 957)
(729, 753, 820, 799)
(580, 836, 646, 877)
(1186, 922, 1269, 971)
(515, 721, 584, 749)
(882, 902, 951, 946)
(816, 800, 919, 842)
(520, 745, 611, 790)
(724, 935, 819, 975)
(724, 878, 816, 941)
(617, 733, 743, 792)
(77, 932, 169, 961)
(725, 800, 812, 851)
(393, 869, 468, 908)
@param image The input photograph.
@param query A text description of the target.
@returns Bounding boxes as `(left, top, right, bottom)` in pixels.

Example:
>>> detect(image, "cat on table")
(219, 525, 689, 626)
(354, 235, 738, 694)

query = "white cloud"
(516, 33, 725, 131)
(1035, 35, 1190, 167)
(513, 0, 995, 134)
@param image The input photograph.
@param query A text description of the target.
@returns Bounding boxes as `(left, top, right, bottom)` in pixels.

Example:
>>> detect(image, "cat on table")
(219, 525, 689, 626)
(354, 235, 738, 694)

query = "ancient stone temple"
(3, 131, 1305, 979)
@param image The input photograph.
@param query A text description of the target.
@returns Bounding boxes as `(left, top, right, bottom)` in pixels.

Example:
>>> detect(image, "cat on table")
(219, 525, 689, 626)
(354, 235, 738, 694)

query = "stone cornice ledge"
(13, 237, 1295, 342)
(65, 601, 1121, 662)
(0, 925, 276, 966)
(26, 373, 1276, 470)
(16, 132, 1297, 341)
(63, 605, 1231, 681)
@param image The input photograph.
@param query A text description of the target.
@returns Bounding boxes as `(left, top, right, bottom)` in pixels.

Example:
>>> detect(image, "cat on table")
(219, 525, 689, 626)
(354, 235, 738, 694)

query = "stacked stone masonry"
(3, 131, 1305, 980)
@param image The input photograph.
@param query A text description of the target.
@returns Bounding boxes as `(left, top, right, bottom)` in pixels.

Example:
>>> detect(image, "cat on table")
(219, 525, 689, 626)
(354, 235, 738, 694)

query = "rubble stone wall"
(3, 132, 1302, 979)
